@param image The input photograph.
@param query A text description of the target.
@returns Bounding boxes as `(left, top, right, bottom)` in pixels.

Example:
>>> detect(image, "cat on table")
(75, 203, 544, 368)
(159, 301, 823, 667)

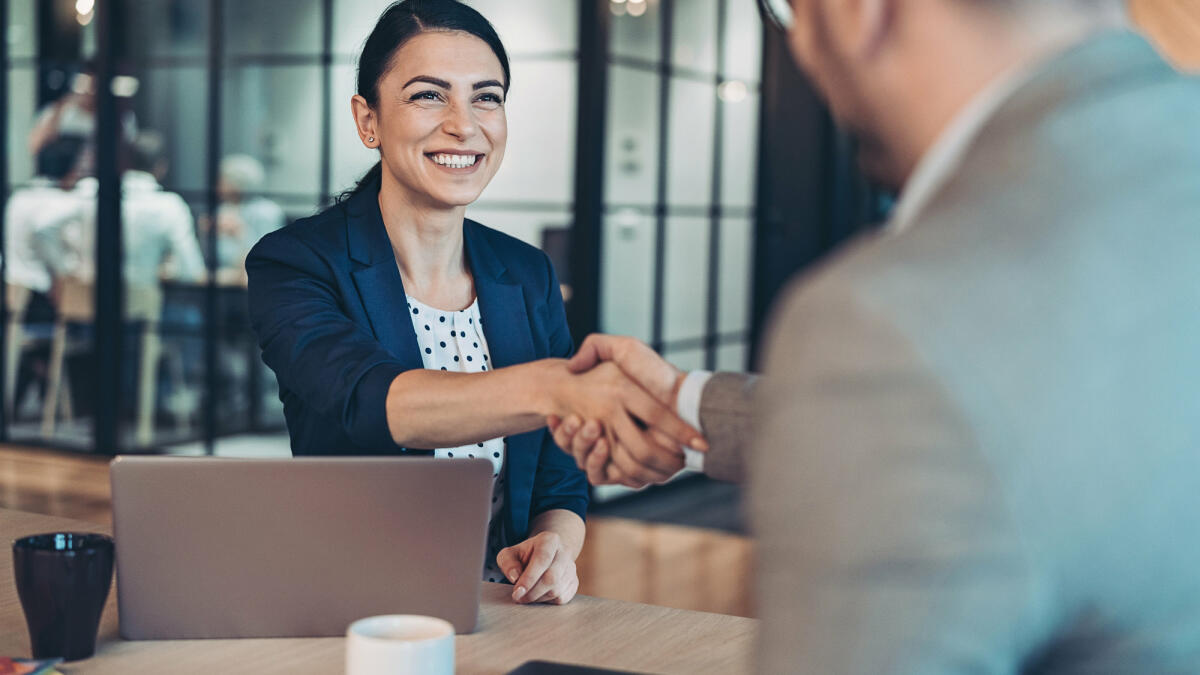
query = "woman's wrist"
(520, 358, 571, 418)
(530, 509, 586, 560)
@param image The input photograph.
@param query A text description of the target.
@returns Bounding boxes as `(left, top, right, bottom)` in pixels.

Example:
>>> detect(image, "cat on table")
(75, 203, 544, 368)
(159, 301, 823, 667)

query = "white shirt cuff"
(677, 370, 713, 472)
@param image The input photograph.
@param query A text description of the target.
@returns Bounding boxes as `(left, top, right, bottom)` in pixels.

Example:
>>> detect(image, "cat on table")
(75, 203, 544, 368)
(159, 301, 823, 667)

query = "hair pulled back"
(341, 0, 510, 201)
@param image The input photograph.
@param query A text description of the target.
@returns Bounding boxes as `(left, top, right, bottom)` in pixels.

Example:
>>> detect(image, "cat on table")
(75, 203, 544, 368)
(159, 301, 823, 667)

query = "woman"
(247, 0, 702, 606)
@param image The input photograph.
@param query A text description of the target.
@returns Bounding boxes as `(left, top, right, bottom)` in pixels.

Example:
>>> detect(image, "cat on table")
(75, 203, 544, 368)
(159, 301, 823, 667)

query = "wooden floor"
(0, 444, 755, 618)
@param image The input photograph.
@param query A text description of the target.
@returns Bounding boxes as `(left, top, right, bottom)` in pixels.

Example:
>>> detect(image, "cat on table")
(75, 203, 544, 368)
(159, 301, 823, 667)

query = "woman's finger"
(561, 415, 582, 438)
(495, 545, 526, 585)
(571, 419, 602, 468)
(553, 425, 575, 460)
(527, 584, 557, 604)
(550, 575, 580, 605)
(552, 415, 583, 461)
(523, 552, 570, 604)
(513, 539, 557, 603)
(586, 437, 611, 484)
(604, 460, 623, 485)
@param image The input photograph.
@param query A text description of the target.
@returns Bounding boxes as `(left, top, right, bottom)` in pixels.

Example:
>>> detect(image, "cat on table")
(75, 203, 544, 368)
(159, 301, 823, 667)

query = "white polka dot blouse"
(406, 295, 508, 583)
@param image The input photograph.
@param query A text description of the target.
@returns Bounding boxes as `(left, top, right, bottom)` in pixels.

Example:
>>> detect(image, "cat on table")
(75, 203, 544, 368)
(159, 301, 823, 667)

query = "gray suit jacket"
(700, 32, 1200, 673)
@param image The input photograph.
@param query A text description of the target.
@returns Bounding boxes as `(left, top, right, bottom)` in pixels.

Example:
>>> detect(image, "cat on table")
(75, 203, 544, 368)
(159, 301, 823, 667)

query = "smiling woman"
(244, 0, 703, 608)
(344, 2, 511, 212)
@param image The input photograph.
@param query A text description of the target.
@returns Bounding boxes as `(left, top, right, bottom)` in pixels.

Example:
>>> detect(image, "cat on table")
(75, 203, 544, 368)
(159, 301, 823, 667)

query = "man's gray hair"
(219, 154, 266, 193)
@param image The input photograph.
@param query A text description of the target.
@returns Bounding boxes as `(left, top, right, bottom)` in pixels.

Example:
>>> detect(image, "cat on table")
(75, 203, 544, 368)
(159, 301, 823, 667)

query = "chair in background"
(5, 284, 32, 417)
(40, 280, 87, 436)
(41, 279, 177, 447)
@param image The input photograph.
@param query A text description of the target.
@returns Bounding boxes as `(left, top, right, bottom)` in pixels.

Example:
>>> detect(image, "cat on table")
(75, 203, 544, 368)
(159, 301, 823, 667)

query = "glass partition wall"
(593, 0, 762, 500)
(1, 0, 760, 460)
(601, 0, 761, 372)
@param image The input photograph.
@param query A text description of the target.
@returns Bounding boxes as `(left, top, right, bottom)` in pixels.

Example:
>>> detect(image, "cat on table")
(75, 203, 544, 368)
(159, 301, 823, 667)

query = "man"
(554, 0, 1200, 671)
(51, 131, 205, 286)
(205, 154, 286, 275)
(4, 138, 86, 412)
(5, 138, 86, 297)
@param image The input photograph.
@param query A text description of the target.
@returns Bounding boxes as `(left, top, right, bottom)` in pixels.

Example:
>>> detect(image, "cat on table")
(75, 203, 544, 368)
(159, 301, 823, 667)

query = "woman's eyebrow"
(473, 79, 504, 90)
(402, 75, 451, 89)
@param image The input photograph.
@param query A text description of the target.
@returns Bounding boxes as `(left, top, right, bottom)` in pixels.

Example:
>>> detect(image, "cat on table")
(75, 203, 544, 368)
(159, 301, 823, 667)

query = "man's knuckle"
(628, 443, 652, 464)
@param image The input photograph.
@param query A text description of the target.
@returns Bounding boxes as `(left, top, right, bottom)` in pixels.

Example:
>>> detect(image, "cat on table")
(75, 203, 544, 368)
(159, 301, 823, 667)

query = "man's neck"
(887, 6, 1125, 185)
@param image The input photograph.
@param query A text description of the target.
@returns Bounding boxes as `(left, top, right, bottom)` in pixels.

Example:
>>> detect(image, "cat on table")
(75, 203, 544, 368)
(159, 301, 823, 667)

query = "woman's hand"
(547, 415, 618, 484)
(496, 531, 579, 605)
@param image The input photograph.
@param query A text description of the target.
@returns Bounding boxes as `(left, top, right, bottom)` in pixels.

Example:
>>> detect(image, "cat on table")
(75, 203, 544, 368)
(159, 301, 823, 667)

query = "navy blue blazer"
(245, 183, 588, 546)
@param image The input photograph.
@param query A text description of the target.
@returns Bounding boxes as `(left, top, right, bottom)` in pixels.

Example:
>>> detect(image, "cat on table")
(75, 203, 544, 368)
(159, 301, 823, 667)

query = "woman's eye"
(475, 93, 503, 106)
(410, 91, 442, 102)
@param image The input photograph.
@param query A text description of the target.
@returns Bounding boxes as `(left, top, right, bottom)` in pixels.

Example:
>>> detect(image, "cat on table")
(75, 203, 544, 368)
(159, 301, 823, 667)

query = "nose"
(441, 98, 479, 141)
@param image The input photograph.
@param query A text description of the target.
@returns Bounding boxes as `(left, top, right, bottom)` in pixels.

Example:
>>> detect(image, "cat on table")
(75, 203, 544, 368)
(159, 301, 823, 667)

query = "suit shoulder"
(251, 201, 347, 261)
(469, 219, 547, 261)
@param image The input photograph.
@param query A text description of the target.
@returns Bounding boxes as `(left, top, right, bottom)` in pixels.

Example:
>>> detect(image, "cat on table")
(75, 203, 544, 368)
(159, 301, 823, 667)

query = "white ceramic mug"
(345, 615, 455, 675)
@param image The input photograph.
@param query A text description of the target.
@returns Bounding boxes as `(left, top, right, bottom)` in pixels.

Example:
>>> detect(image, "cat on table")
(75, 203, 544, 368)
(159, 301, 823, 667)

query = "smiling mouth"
(426, 152, 483, 170)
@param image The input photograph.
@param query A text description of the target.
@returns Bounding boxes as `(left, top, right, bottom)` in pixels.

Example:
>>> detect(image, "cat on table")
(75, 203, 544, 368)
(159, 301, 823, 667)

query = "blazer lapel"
(345, 187, 424, 372)
(465, 220, 536, 369)
(464, 221, 540, 541)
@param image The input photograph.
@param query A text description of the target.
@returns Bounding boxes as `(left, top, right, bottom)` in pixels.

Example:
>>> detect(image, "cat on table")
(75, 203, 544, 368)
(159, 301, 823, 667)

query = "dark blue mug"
(12, 532, 114, 661)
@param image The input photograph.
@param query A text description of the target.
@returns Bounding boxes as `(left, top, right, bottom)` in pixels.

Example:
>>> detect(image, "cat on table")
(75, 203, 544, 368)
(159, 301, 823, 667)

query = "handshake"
(543, 335, 709, 488)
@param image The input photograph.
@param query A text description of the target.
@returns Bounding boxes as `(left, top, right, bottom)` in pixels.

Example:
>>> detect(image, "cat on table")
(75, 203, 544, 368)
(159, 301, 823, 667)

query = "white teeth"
(432, 153, 478, 168)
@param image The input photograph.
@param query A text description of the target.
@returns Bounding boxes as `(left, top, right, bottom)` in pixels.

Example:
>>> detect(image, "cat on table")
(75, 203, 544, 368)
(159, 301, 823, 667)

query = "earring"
(367, 137, 375, 143)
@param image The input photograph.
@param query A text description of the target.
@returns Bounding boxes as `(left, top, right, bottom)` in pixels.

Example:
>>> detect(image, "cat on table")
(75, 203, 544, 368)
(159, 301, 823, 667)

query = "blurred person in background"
(50, 131, 204, 287)
(553, 0, 1200, 671)
(34, 131, 207, 427)
(200, 154, 286, 280)
(3, 137, 86, 416)
(5, 137, 86, 300)
(28, 62, 139, 179)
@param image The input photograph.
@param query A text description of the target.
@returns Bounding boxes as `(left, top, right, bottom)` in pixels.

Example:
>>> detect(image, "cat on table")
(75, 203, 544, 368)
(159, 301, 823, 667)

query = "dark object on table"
(507, 661, 650, 675)
(12, 533, 114, 661)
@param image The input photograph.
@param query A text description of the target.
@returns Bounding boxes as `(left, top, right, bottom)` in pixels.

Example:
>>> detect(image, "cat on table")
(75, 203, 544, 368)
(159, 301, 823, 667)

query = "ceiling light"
(112, 76, 140, 98)
(718, 80, 748, 103)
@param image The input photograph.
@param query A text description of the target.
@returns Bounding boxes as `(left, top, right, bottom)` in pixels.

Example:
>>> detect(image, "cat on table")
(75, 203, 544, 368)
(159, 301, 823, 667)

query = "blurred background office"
(2, 0, 791, 467)
(1, 0, 1196, 519)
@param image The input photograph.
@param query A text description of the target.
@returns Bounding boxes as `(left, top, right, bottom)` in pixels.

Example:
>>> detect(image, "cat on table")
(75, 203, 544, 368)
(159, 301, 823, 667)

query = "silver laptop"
(110, 456, 494, 639)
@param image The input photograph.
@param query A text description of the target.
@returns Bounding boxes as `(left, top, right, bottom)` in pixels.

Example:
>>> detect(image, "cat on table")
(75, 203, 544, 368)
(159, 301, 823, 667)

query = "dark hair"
(341, 0, 511, 201)
(36, 136, 85, 180)
(130, 131, 166, 174)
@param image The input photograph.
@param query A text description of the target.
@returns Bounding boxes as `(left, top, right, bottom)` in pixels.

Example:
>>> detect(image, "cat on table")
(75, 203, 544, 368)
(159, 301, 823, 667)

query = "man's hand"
(568, 334, 686, 406)
(496, 531, 579, 605)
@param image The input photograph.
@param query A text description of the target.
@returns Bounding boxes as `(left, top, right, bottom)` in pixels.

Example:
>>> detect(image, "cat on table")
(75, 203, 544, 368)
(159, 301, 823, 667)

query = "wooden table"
(0, 509, 757, 673)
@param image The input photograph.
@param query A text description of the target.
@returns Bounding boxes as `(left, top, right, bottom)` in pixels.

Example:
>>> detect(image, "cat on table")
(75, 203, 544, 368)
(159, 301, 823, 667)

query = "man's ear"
(858, 0, 895, 59)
